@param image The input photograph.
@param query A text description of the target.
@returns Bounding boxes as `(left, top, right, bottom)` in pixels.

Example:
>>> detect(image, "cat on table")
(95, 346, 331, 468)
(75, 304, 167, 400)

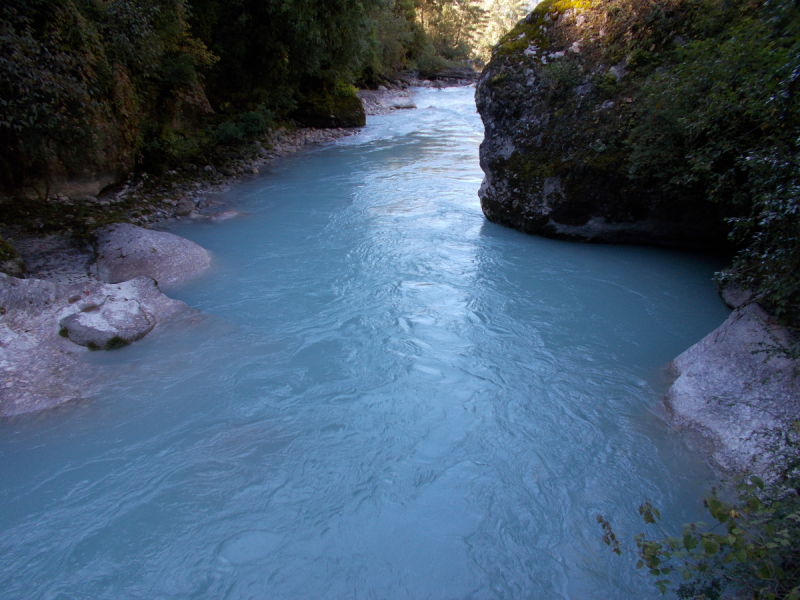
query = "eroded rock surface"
(0, 273, 194, 416)
(58, 277, 185, 349)
(666, 302, 800, 476)
(95, 223, 211, 286)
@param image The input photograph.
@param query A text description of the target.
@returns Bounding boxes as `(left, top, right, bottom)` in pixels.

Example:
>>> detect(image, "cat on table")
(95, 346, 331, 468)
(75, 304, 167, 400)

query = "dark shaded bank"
(474, 0, 800, 476)
(0, 0, 485, 204)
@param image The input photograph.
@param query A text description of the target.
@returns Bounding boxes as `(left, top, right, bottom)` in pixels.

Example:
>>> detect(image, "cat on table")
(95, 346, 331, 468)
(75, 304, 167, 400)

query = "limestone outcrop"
(95, 223, 211, 287)
(474, 0, 729, 248)
(0, 273, 194, 416)
(665, 299, 799, 476)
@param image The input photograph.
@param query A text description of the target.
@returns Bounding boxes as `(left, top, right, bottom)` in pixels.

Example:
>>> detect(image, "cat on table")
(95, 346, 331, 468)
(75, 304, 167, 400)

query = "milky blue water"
(0, 87, 731, 599)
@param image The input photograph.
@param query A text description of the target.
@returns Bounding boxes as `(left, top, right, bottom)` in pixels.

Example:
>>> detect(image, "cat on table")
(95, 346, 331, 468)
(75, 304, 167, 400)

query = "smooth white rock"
(95, 223, 211, 286)
(666, 302, 800, 476)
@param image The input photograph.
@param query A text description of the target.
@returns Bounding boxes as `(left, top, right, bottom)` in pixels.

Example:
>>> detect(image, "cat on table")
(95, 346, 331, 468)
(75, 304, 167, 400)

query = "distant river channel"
(0, 87, 731, 599)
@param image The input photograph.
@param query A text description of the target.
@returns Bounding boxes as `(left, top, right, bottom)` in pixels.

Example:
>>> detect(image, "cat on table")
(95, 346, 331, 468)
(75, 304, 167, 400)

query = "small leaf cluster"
(211, 106, 275, 146)
(603, 473, 800, 600)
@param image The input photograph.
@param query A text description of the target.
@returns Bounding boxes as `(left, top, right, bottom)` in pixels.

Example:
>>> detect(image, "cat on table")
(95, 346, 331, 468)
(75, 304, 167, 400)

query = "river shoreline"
(0, 82, 432, 285)
(1, 126, 359, 285)
(0, 85, 429, 417)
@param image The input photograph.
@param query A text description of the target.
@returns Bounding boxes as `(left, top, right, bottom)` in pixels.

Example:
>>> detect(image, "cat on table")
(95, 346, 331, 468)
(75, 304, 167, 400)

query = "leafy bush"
(0, 238, 18, 262)
(211, 106, 274, 146)
(416, 41, 448, 75)
(540, 57, 583, 100)
(720, 149, 800, 331)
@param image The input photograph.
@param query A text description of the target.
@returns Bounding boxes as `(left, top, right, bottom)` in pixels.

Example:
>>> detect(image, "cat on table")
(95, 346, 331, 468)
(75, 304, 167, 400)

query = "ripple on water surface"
(0, 87, 730, 599)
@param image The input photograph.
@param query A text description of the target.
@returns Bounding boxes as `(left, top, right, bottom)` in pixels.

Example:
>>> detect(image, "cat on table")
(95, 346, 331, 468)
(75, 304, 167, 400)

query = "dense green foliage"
(620, 0, 800, 330)
(360, 0, 526, 81)
(0, 0, 216, 191)
(188, 0, 378, 109)
(0, 0, 513, 192)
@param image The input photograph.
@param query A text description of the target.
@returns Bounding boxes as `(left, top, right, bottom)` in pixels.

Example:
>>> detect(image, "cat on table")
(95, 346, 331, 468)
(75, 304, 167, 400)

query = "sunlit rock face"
(475, 0, 730, 248)
(666, 299, 800, 477)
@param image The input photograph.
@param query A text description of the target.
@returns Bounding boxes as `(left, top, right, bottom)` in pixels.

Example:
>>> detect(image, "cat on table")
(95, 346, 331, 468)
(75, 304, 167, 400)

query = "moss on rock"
(0, 238, 25, 278)
(475, 0, 748, 248)
(292, 85, 366, 128)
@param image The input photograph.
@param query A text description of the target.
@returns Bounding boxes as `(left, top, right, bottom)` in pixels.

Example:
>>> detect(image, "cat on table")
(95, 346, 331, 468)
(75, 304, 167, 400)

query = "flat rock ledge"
(95, 223, 211, 287)
(0, 273, 194, 416)
(665, 301, 800, 477)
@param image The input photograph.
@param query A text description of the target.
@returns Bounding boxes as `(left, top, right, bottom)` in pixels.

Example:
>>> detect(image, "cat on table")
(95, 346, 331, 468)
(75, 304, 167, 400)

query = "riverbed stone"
(95, 223, 211, 286)
(357, 90, 417, 115)
(0, 273, 197, 416)
(210, 210, 243, 222)
(665, 302, 800, 476)
(721, 286, 754, 309)
(0, 275, 57, 312)
(175, 198, 195, 216)
(59, 297, 154, 349)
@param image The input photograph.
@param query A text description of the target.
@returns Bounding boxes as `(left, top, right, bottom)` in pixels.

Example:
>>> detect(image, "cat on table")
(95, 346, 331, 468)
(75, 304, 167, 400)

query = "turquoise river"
(0, 87, 732, 599)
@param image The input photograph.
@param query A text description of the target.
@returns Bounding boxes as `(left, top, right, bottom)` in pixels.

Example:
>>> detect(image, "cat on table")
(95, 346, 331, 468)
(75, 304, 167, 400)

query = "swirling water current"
(0, 87, 731, 599)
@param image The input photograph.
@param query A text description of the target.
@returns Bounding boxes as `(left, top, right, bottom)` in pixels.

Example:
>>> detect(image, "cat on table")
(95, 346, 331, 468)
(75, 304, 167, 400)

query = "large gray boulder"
(56, 276, 187, 350)
(665, 302, 800, 476)
(474, 1, 730, 248)
(357, 90, 417, 115)
(95, 223, 211, 286)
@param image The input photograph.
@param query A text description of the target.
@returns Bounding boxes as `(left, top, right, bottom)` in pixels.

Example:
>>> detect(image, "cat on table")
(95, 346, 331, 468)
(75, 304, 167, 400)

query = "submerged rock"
(665, 302, 800, 476)
(210, 210, 243, 222)
(175, 198, 195, 216)
(474, 0, 730, 248)
(95, 223, 211, 286)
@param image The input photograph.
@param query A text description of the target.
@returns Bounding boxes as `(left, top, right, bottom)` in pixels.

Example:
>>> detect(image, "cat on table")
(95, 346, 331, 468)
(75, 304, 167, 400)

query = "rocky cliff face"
(475, 0, 730, 248)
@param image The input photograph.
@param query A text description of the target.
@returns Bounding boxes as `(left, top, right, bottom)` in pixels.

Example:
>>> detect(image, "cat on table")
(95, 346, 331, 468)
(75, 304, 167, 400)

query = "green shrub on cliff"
(721, 149, 800, 334)
(187, 0, 417, 111)
(0, 0, 216, 194)
(625, 0, 800, 330)
(486, 0, 799, 330)
(211, 106, 275, 145)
